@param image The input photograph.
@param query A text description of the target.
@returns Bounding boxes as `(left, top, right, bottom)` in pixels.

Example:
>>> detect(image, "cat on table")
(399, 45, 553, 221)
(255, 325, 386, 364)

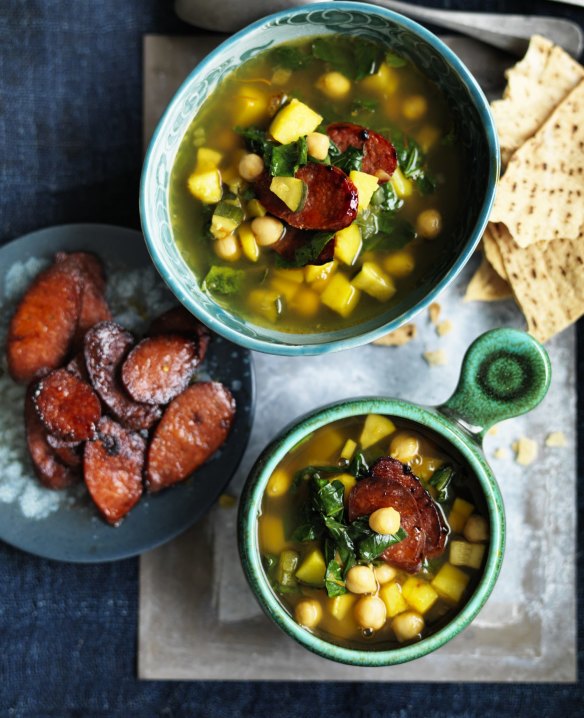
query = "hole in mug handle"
(437, 328, 551, 442)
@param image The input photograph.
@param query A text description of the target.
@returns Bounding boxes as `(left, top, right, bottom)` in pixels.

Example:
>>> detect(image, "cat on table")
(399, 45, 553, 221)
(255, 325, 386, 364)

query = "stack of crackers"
(465, 36, 584, 343)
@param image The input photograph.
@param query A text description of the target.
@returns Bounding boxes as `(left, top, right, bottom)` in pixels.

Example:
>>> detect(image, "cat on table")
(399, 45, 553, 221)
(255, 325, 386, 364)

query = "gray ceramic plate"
(0, 224, 255, 563)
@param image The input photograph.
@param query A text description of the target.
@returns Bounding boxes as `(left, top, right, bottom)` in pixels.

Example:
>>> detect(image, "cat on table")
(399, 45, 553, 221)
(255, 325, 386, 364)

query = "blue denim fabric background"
(0, 1, 582, 715)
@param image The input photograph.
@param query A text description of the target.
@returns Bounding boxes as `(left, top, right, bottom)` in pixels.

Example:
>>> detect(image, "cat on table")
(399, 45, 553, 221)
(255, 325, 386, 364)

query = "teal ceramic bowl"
(141, 1, 499, 356)
(238, 329, 551, 665)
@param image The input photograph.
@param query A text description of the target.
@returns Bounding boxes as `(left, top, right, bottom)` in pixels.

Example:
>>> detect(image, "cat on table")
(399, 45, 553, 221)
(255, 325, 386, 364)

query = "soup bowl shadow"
(141, 1, 499, 356)
(238, 329, 550, 665)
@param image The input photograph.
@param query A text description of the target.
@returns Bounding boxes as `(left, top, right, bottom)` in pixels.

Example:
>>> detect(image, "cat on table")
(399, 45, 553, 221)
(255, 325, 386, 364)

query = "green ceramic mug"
(238, 328, 551, 666)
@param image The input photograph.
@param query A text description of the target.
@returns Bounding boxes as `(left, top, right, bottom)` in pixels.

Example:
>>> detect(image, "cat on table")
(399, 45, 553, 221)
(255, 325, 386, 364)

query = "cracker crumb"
(545, 431, 567, 448)
(493, 447, 509, 460)
(436, 319, 453, 337)
(423, 349, 447, 366)
(512, 437, 538, 466)
(428, 302, 441, 325)
(487, 425, 499, 436)
(373, 323, 417, 347)
(218, 493, 237, 508)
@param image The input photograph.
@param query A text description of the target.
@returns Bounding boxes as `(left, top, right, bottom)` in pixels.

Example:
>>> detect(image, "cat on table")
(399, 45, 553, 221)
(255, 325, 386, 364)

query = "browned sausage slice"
(7, 260, 82, 383)
(84, 321, 161, 431)
(121, 335, 199, 405)
(46, 434, 83, 469)
(348, 475, 425, 574)
(84, 416, 145, 525)
(271, 227, 336, 267)
(327, 123, 397, 180)
(149, 307, 211, 363)
(370, 457, 449, 559)
(254, 163, 358, 231)
(24, 387, 78, 490)
(33, 368, 101, 442)
(146, 382, 236, 493)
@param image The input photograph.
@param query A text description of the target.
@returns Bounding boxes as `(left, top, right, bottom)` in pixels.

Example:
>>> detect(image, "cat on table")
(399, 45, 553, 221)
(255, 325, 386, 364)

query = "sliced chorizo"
(84, 416, 145, 525)
(84, 321, 161, 431)
(33, 368, 101, 442)
(146, 382, 236, 493)
(24, 387, 78, 490)
(348, 475, 425, 574)
(121, 334, 199, 405)
(149, 306, 210, 363)
(370, 457, 449, 559)
(327, 122, 397, 180)
(45, 434, 83, 469)
(271, 227, 335, 266)
(254, 163, 358, 231)
(7, 260, 83, 383)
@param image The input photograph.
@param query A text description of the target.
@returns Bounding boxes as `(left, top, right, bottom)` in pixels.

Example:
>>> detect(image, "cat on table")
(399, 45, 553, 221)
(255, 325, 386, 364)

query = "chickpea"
(307, 132, 330, 161)
(416, 209, 443, 239)
(251, 216, 284, 247)
(373, 563, 397, 585)
(272, 67, 292, 85)
(389, 432, 420, 463)
(294, 599, 322, 629)
(238, 153, 265, 182)
(354, 595, 387, 631)
(392, 611, 425, 642)
(369, 507, 401, 535)
(464, 514, 489, 543)
(214, 234, 242, 261)
(345, 565, 377, 595)
(317, 71, 351, 99)
(402, 95, 428, 121)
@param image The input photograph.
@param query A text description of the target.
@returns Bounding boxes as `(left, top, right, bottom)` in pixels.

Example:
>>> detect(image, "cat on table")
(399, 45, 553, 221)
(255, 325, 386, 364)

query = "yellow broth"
(258, 415, 489, 649)
(170, 35, 464, 333)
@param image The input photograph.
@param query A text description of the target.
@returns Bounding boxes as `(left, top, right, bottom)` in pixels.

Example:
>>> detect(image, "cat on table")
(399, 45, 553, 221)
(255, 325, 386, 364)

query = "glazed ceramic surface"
(141, 1, 499, 356)
(238, 328, 550, 665)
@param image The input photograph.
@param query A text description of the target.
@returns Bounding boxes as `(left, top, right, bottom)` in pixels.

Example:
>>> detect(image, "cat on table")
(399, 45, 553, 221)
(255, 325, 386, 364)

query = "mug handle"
(438, 328, 551, 442)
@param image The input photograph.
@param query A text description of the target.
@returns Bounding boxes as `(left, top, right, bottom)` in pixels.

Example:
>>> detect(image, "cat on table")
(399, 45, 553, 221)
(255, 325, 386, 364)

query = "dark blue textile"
(0, 1, 582, 716)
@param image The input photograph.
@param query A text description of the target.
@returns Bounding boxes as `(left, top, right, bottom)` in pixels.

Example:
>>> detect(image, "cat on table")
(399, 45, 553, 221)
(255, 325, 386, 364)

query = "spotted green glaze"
(238, 329, 551, 666)
(439, 328, 551, 441)
(140, 1, 499, 356)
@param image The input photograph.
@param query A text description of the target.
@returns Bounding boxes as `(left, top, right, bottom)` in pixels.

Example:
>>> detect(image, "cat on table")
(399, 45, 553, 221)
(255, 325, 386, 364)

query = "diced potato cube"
(413, 455, 444, 481)
(238, 222, 260, 262)
(402, 577, 439, 615)
(273, 267, 305, 284)
(246, 199, 267, 217)
(360, 62, 399, 94)
(295, 548, 327, 587)
(269, 98, 323, 144)
(431, 563, 470, 604)
(289, 286, 320, 318)
(321, 273, 361, 317)
(195, 147, 223, 173)
(232, 84, 270, 126)
(449, 540, 486, 570)
(349, 170, 380, 211)
(448, 498, 475, 533)
(379, 581, 408, 618)
(305, 260, 336, 284)
(331, 473, 356, 502)
(270, 276, 300, 303)
(187, 169, 223, 204)
(328, 592, 358, 621)
(266, 468, 292, 498)
(315, 430, 344, 460)
(247, 288, 281, 323)
(391, 166, 414, 198)
(259, 514, 289, 555)
(334, 223, 362, 266)
(416, 125, 440, 153)
(360, 414, 396, 450)
(383, 251, 415, 278)
(340, 439, 357, 461)
(352, 262, 396, 302)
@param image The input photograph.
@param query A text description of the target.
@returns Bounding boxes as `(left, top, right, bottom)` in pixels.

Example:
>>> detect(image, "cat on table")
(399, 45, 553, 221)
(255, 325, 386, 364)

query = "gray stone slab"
(138, 34, 576, 682)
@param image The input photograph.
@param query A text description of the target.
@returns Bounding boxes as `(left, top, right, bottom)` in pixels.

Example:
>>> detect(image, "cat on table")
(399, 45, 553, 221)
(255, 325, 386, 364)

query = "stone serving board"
(138, 34, 576, 681)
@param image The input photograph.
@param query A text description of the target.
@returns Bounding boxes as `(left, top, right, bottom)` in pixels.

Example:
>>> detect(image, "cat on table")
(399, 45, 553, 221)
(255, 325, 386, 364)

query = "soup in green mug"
(170, 35, 464, 334)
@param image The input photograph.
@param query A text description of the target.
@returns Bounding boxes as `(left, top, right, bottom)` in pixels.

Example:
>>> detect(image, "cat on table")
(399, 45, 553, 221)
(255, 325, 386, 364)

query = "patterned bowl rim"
(140, 1, 500, 356)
